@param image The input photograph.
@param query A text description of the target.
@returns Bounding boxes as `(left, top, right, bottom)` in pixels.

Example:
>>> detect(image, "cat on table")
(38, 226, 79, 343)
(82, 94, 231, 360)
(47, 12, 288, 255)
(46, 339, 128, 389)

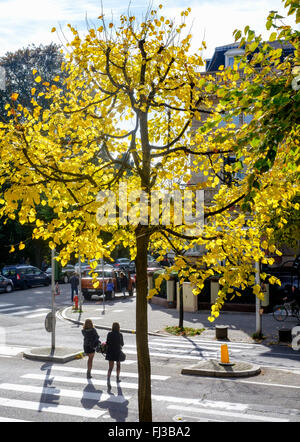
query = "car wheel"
(63, 275, 69, 284)
(5, 284, 13, 293)
(83, 293, 91, 301)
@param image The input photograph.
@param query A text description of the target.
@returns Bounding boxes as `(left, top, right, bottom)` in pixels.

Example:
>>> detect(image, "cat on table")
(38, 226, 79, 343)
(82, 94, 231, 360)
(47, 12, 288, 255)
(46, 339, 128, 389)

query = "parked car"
(1, 265, 50, 289)
(128, 255, 161, 273)
(113, 258, 131, 271)
(81, 266, 135, 301)
(0, 275, 14, 293)
(74, 260, 113, 275)
(45, 264, 75, 283)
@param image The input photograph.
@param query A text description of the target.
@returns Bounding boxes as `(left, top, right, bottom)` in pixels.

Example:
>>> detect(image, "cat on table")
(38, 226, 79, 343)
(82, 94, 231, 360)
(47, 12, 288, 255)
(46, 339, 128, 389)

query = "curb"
(181, 359, 261, 378)
(23, 346, 83, 363)
(58, 307, 166, 337)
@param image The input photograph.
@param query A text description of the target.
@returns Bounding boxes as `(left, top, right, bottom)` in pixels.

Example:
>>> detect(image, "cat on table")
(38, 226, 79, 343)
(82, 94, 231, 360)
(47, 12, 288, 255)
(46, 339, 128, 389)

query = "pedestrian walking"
(70, 272, 79, 302)
(106, 278, 114, 300)
(119, 272, 128, 297)
(82, 319, 100, 379)
(41, 258, 48, 272)
(106, 322, 124, 386)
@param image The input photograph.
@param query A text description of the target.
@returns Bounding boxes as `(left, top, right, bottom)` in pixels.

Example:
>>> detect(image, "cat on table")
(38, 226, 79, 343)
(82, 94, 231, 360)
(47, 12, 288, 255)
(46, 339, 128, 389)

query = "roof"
(206, 41, 295, 72)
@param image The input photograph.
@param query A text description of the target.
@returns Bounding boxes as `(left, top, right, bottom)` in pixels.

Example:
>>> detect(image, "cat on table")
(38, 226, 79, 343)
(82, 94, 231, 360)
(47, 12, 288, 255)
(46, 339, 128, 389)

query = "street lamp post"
(78, 253, 82, 311)
(255, 260, 262, 336)
(102, 257, 105, 315)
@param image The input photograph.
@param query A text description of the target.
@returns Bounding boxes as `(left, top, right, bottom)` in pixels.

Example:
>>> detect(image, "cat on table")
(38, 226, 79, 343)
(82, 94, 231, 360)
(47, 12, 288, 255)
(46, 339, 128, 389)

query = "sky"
(0, 0, 297, 60)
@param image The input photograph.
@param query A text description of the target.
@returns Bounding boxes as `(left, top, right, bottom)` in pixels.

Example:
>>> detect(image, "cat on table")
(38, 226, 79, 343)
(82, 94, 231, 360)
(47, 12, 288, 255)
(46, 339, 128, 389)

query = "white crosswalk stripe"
(167, 404, 289, 422)
(43, 364, 169, 380)
(0, 304, 50, 318)
(22, 373, 140, 390)
(0, 397, 106, 418)
(0, 383, 130, 404)
(0, 345, 30, 357)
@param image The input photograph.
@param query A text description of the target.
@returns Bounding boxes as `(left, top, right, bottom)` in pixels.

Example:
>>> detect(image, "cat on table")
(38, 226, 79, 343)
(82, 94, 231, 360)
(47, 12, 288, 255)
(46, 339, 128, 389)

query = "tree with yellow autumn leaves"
(0, 1, 299, 422)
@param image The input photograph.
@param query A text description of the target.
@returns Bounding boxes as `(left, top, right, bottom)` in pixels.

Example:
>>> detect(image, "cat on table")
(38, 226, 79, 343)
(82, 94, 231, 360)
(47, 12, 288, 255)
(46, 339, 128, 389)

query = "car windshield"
(2, 269, 16, 276)
(84, 267, 114, 278)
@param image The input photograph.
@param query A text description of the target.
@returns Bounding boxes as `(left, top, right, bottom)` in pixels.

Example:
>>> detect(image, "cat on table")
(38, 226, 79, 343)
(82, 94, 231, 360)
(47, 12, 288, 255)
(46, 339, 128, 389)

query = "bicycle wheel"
(273, 305, 288, 321)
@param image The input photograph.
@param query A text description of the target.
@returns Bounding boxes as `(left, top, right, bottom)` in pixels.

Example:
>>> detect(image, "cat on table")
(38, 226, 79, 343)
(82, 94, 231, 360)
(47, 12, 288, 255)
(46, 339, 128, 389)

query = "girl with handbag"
(82, 319, 100, 379)
(106, 322, 125, 386)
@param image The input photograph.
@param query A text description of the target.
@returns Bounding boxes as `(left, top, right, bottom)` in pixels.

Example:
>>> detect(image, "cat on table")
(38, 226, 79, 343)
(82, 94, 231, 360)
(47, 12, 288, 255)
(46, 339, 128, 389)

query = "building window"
(224, 48, 245, 68)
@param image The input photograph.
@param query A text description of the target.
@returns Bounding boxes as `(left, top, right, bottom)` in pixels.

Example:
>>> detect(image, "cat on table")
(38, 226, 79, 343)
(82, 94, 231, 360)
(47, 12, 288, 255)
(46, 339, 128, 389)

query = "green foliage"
(165, 326, 205, 336)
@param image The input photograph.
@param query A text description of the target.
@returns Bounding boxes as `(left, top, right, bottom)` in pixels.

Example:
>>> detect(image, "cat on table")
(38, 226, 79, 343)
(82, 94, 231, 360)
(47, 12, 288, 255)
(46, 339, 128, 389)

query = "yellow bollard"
(220, 344, 230, 364)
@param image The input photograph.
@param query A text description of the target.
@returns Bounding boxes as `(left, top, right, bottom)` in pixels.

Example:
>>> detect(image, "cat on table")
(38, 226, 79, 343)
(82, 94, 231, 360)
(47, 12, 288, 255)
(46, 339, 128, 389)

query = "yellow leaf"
(35, 76, 42, 83)
(32, 69, 37, 75)
(9, 245, 15, 253)
(11, 93, 19, 101)
(51, 27, 56, 33)
(31, 88, 36, 95)
(19, 242, 25, 250)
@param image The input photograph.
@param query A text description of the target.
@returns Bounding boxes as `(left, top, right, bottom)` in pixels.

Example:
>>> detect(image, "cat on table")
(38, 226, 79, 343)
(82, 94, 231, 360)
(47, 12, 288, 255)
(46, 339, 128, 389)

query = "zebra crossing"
(144, 336, 258, 362)
(0, 358, 294, 422)
(0, 338, 298, 422)
(0, 303, 50, 319)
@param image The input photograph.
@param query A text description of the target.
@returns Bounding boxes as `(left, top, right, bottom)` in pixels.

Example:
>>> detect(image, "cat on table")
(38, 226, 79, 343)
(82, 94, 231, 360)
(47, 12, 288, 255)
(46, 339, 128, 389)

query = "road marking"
(87, 316, 104, 320)
(25, 309, 50, 318)
(0, 345, 29, 356)
(148, 341, 242, 354)
(220, 378, 300, 390)
(0, 383, 130, 403)
(10, 308, 49, 316)
(167, 405, 289, 422)
(152, 395, 248, 411)
(22, 373, 139, 390)
(152, 337, 258, 349)
(123, 346, 217, 360)
(151, 338, 254, 350)
(43, 364, 169, 380)
(0, 306, 31, 313)
(0, 416, 30, 422)
(0, 397, 106, 418)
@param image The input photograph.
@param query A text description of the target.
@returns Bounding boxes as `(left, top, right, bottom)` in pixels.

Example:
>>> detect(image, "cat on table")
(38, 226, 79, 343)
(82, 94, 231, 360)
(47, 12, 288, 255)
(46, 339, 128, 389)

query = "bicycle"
(273, 298, 300, 322)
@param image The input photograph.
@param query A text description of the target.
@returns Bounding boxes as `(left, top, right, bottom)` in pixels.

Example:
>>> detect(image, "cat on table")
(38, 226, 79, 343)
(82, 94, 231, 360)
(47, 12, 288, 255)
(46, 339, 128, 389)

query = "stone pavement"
(60, 292, 299, 346)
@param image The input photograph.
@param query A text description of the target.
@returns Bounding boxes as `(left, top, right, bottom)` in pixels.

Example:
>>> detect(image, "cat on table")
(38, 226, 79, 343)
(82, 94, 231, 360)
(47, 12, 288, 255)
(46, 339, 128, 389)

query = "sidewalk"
(61, 293, 299, 346)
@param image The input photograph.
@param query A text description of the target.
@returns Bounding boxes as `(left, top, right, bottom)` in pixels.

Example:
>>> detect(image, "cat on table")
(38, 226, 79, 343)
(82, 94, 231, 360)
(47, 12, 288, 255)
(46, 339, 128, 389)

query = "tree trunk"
(135, 225, 152, 422)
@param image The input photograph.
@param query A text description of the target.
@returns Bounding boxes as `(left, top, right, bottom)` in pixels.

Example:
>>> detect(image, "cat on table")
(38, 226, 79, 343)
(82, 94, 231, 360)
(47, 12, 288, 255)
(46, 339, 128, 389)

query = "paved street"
(0, 284, 300, 424)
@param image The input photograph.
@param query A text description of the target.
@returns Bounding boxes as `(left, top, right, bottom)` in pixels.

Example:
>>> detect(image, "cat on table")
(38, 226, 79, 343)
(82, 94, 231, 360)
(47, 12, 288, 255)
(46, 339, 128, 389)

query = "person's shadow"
(102, 382, 129, 422)
(80, 379, 129, 421)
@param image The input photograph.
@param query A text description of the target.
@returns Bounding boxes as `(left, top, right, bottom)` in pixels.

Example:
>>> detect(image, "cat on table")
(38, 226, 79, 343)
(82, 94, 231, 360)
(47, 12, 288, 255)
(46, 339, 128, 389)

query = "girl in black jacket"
(82, 319, 99, 379)
(106, 322, 124, 385)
